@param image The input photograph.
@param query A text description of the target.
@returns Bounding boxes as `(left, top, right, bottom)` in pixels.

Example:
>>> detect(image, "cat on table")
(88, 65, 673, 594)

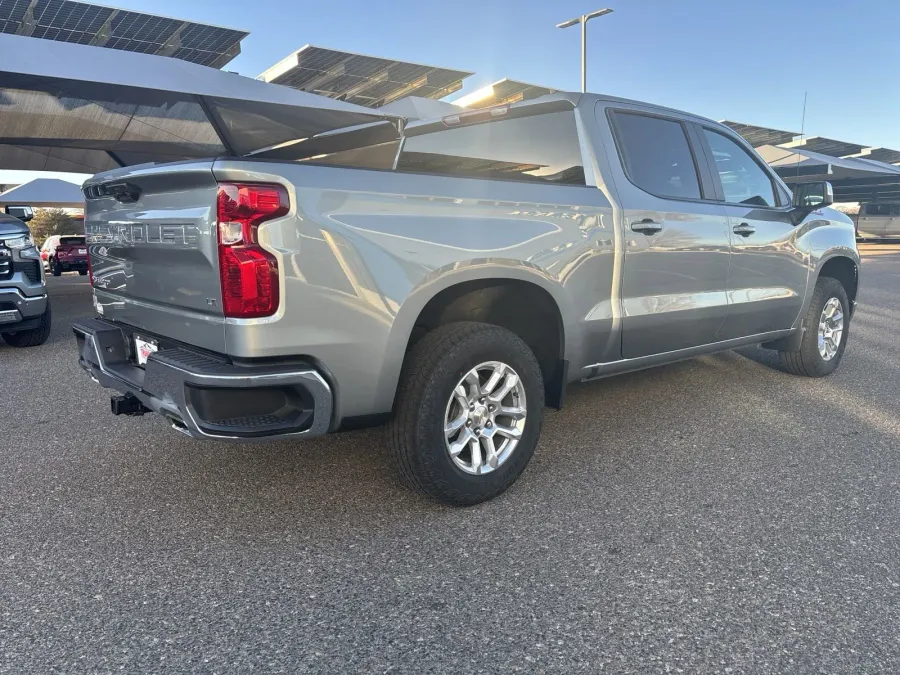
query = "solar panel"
(0, 0, 248, 67)
(785, 137, 867, 158)
(260, 45, 474, 108)
(853, 148, 900, 165)
(719, 121, 798, 148)
(0, 0, 30, 34)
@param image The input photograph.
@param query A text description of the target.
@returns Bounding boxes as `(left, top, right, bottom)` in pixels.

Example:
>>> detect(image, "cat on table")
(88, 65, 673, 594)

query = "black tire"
(78, 270, 88, 276)
(387, 321, 545, 506)
(51, 260, 62, 276)
(2, 304, 52, 348)
(780, 277, 849, 377)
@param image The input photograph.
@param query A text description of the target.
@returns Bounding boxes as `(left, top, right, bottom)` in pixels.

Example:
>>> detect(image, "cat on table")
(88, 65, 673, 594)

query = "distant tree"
(28, 209, 82, 246)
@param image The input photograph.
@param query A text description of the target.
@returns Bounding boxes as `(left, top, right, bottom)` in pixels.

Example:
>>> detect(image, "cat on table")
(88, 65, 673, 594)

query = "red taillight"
(216, 183, 289, 318)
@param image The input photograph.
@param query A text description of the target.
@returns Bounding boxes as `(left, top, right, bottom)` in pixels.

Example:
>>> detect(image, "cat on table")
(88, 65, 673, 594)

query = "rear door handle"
(631, 219, 663, 235)
(733, 223, 756, 237)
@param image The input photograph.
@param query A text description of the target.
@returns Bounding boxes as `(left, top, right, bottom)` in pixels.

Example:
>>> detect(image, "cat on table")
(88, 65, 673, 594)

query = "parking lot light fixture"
(557, 8, 614, 93)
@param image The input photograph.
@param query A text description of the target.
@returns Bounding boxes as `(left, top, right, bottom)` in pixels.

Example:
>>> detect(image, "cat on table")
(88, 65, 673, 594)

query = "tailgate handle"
(105, 182, 142, 204)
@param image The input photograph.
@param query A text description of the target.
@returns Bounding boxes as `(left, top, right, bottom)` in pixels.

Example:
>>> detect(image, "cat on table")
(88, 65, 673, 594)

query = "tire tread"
(779, 277, 848, 377)
(2, 304, 52, 348)
(387, 321, 543, 505)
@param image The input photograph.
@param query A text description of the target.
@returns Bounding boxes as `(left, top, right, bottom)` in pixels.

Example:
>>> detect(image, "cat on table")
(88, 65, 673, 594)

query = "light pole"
(557, 8, 613, 93)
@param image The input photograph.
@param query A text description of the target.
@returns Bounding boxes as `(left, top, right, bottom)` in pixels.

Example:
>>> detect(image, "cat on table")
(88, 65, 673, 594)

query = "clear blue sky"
(5, 0, 899, 185)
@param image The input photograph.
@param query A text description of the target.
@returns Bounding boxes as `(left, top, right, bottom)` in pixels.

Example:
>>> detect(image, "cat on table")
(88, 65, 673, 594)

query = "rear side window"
(611, 112, 702, 199)
(864, 203, 895, 216)
(397, 112, 586, 185)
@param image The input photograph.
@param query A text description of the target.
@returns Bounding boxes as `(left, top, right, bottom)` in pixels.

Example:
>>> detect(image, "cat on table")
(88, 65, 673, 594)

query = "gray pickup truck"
(73, 92, 859, 505)
(1, 206, 51, 347)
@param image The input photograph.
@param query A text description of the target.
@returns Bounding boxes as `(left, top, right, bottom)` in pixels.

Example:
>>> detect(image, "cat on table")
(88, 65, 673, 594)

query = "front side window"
(703, 129, 777, 207)
(397, 111, 586, 185)
(610, 112, 703, 200)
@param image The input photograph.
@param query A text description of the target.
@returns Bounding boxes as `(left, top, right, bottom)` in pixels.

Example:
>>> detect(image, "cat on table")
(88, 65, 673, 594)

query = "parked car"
(0, 206, 51, 347)
(856, 202, 900, 238)
(41, 234, 89, 276)
(72, 92, 860, 505)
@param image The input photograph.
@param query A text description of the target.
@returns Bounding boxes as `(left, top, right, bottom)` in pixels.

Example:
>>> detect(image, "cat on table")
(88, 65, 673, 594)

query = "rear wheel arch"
(378, 273, 572, 414)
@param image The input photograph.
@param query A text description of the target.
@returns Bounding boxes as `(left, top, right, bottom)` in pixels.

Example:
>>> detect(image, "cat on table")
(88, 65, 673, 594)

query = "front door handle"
(733, 223, 756, 237)
(631, 219, 663, 235)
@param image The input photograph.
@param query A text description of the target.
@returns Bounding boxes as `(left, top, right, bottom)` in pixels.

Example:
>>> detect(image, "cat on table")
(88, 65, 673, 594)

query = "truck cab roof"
(402, 90, 722, 135)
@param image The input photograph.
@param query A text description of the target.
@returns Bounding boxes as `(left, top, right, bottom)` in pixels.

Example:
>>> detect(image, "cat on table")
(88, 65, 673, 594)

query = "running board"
(581, 329, 795, 381)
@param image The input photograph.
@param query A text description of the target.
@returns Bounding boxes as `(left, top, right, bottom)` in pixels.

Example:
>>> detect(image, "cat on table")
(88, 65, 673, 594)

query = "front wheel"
(2, 304, 52, 348)
(780, 277, 849, 377)
(387, 322, 545, 506)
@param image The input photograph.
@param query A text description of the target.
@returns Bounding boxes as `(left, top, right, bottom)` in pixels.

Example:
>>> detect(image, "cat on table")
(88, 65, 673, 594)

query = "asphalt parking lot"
(1, 247, 898, 674)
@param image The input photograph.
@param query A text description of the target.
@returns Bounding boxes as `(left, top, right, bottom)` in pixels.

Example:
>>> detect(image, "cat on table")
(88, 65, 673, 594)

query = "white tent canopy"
(0, 178, 85, 209)
(0, 33, 399, 174)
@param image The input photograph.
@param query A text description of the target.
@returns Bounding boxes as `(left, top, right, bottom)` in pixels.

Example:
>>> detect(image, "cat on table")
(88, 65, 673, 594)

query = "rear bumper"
(57, 259, 88, 270)
(72, 317, 333, 441)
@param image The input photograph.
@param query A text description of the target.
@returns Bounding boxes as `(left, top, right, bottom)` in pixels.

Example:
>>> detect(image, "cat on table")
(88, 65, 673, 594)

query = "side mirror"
(792, 181, 834, 209)
(4, 205, 34, 222)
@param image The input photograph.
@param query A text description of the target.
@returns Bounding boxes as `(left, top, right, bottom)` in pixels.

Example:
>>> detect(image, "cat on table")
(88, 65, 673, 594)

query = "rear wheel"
(2, 304, 52, 348)
(780, 277, 849, 377)
(387, 322, 544, 506)
(51, 259, 62, 276)
(78, 270, 88, 276)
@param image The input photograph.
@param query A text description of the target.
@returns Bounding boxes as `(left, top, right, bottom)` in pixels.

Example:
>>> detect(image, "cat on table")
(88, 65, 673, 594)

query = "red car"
(41, 235, 88, 276)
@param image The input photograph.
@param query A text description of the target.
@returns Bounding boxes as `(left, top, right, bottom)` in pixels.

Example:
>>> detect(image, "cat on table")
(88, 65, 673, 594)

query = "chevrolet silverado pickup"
(73, 93, 859, 505)
(1, 207, 51, 347)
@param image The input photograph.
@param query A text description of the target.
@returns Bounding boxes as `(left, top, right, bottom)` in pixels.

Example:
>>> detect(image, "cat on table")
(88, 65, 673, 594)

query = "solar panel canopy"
(453, 79, 558, 108)
(0, 0, 248, 67)
(0, 32, 396, 174)
(259, 45, 474, 108)
(720, 121, 798, 148)
(783, 136, 868, 159)
(850, 147, 900, 165)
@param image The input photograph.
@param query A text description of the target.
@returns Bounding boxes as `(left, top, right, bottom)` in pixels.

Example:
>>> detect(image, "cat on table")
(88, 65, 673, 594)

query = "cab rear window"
(397, 111, 586, 185)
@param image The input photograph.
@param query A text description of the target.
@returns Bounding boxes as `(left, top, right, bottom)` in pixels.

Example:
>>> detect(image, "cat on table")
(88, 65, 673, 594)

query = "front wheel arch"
(763, 255, 859, 352)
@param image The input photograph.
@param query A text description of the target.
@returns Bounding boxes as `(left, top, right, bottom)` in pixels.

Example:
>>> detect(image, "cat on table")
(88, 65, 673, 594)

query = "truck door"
(598, 105, 731, 359)
(695, 127, 808, 338)
(858, 203, 893, 238)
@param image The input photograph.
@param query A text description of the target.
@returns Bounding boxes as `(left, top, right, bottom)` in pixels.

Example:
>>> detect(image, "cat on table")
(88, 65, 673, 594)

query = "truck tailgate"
(83, 161, 227, 353)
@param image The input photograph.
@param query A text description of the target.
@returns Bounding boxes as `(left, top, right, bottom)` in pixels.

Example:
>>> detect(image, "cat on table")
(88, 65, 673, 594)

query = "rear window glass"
(397, 111, 586, 185)
(300, 141, 400, 171)
(610, 112, 702, 199)
(59, 237, 86, 245)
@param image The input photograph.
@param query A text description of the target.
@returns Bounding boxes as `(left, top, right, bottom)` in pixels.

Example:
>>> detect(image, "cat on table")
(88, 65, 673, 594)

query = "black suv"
(0, 207, 51, 347)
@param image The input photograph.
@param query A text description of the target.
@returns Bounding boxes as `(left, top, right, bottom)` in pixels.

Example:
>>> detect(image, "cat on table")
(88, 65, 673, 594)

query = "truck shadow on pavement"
(82, 339, 885, 540)
(15, 273, 895, 543)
